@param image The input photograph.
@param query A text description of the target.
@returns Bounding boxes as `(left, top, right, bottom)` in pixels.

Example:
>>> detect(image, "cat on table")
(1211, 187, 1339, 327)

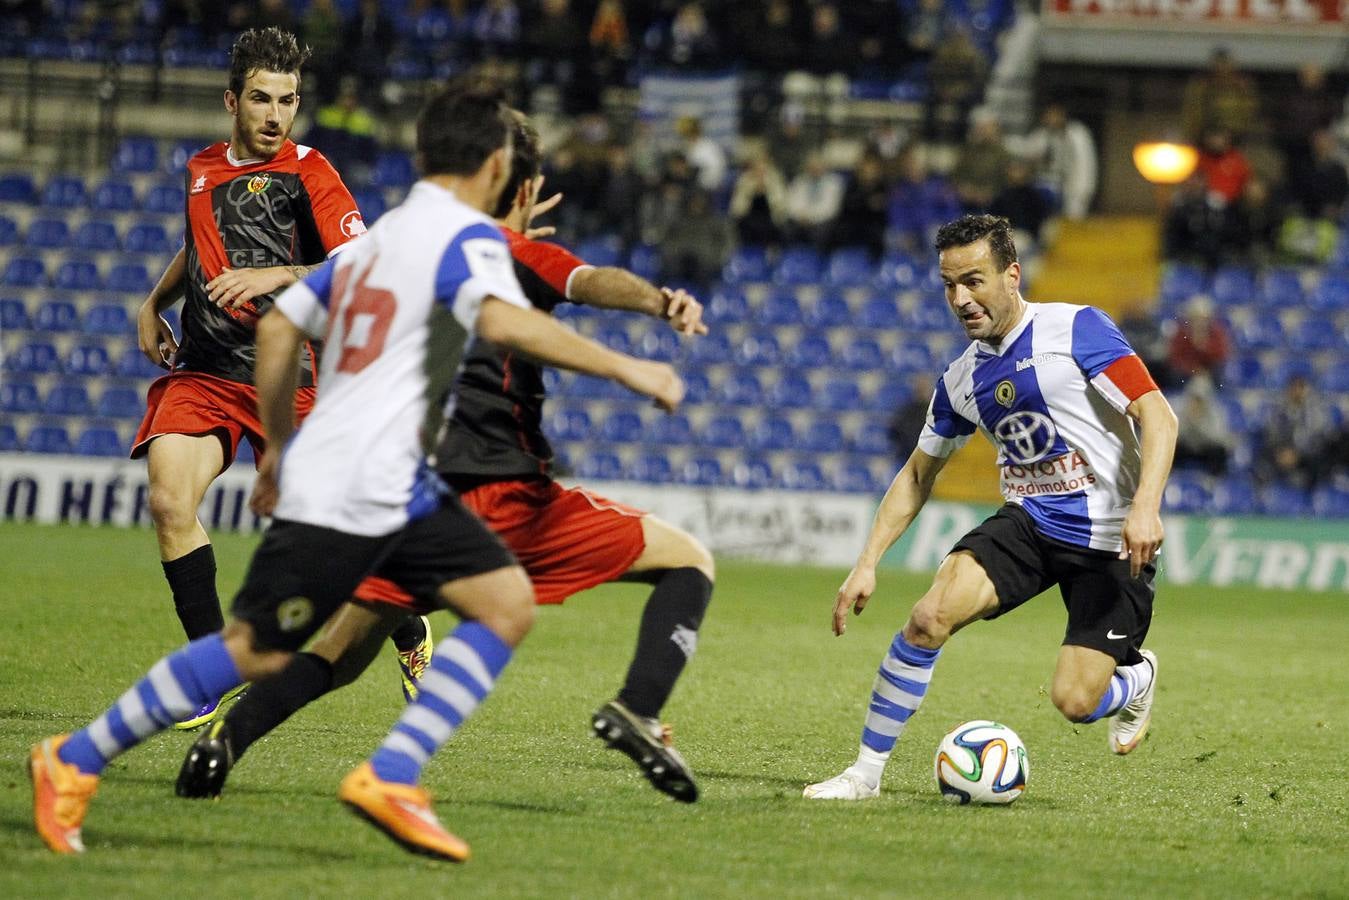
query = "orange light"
(1132, 142, 1199, 185)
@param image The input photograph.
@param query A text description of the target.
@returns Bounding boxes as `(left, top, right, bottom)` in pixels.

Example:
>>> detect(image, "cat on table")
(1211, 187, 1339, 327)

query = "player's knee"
(221, 620, 291, 681)
(147, 481, 195, 533)
(904, 601, 951, 649)
(1052, 684, 1098, 723)
(475, 574, 536, 646)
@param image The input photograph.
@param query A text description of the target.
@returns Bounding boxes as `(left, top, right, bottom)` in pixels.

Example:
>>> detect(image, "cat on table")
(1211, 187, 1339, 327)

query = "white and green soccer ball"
(934, 720, 1029, 805)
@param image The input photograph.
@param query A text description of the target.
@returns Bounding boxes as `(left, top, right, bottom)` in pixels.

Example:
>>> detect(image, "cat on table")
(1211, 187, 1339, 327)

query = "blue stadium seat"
(689, 332, 733, 365)
(647, 413, 693, 445)
(1310, 273, 1349, 312)
(1210, 267, 1256, 306)
(841, 337, 884, 370)
(34, 299, 79, 332)
(826, 248, 875, 288)
(1312, 485, 1349, 518)
(767, 371, 813, 408)
(96, 386, 144, 419)
(1260, 483, 1310, 517)
(722, 246, 770, 284)
(682, 371, 712, 404)
(41, 175, 87, 209)
(801, 419, 844, 453)
(1259, 268, 1304, 307)
(736, 334, 781, 367)
(0, 296, 29, 330)
(575, 236, 622, 268)
(628, 454, 674, 484)
(759, 290, 804, 326)
(817, 378, 864, 411)
(780, 460, 827, 491)
(706, 287, 750, 324)
(773, 247, 823, 286)
(0, 214, 16, 246)
(1320, 367, 1349, 393)
(750, 415, 795, 451)
(65, 343, 111, 376)
(106, 262, 151, 294)
(90, 177, 138, 213)
(24, 425, 73, 454)
(858, 295, 902, 330)
(867, 379, 912, 411)
(548, 408, 592, 442)
(353, 188, 387, 223)
(875, 255, 923, 291)
(718, 370, 764, 407)
(0, 423, 17, 452)
(577, 451, 623, 481)
(636, 328, 681, 362)
(116, 345, 165, 378)
(142, 182, 185, 215)
(1212, 478, 1258, 516)
(43, 381, 93, 415)
(123, 221, 172, 255)
(565, 374, 609, 401)
(73, 218, 120, 251)
(1290, 319, 1344, 352)
(0, 172, 37, 204)
(6, 341, 60, 374)
(1159, 264, 1207, 308)
(1269, 358, 1314, 389)
(83, 301, 132, 336)
(165, 139, 210, 174)
(1162, 471, 1212, 514)
(1231, 315, 1284, 350)
(835, 461, 880, 493)
(627, 243, 662, 281)
(703, 415, 746, 448)
(731, 457, 774, 489)
(851, 421, 893, 455)
(682, 455, 724, 486)
(53, 258, 102, 291)
(787, 334, 832, 369)
(0, 378, 40, 413)
(372, 151, 416, 189)
(112, 135, 159, 173)
(76, 426, 124, 457)
(594, 325, 633, 355)
(25, 217, 70, 249)
(1225, 356, 1267, 389)
(600, 410, 643, 443)
(806, 294, 852, 328)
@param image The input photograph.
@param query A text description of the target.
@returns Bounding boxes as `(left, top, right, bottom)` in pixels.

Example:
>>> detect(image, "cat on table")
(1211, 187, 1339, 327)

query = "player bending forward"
(177, 110, 714, 803)
(805, 214, 1176, 800)
(29, 80, 683, 861)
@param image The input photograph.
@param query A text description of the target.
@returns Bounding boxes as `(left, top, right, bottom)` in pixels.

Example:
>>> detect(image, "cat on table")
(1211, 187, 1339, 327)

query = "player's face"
(225, 69, 300, 160)
(939, 239, 1022, 343)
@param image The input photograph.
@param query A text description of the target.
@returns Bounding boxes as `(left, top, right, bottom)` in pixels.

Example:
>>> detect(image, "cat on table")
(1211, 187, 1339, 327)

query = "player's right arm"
(136, 245, 187, 367)
(476, 298, 684, 411)
(571, 268, 708, 336)
(249, 308, 307, 516)
(834, 449, 949, 636)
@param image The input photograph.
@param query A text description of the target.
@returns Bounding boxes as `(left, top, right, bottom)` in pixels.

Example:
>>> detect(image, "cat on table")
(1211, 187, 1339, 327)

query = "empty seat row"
(0, 422, 129, 457)
(557, 445, 885, 493)
(2, 298, 146, 335)
(0, 173, 186, 214)
(0, 215, 181, 254)
(1, 256, 155, 292)
(4, 342, 164, 378)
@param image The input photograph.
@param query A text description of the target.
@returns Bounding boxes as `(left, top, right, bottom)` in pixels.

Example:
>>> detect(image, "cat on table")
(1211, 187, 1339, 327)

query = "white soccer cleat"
(1110, 649, 1157, 755)
(802, 770, 879, 800)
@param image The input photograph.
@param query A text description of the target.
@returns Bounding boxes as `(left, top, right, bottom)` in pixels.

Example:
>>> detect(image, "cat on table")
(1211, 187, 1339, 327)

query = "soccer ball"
(933, 720, 1028, 805)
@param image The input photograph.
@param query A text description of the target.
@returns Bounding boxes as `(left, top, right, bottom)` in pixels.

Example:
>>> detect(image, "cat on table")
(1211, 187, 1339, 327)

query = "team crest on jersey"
(995, 379, 1016, 407)
(246, 173, 272, 194)
(276, 596, 314, 632)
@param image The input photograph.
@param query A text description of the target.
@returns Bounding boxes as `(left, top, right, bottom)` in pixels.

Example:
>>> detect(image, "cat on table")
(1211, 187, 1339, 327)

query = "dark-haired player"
(805, 214, 1176, 800)
(178, 110, 716, 803)
(130, 28, 430, 727)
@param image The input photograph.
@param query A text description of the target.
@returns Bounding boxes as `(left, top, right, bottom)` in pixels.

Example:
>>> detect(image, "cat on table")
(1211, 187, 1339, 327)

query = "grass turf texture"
(0, 521, 1345, 898)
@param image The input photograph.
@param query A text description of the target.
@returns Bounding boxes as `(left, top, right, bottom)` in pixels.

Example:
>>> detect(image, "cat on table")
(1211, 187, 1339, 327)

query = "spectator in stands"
(677, 116, 728, 194)
(887, 142, 958, 253)
(1229, 177, 1281, 267)
(785, 153, 845, 249)
(851, 0, 907, 79)
(301, 0, 344, 102)
(599, 143, 643, 252)
(990, 157, 1051, 252)
(830, 152, 891, 259)
(1289, 128, 1349, 221)
(805, 3, 857, 78)
(1255, 374, 1337, 490)
(926, 26, 987, 144)
(232, 0, 296, 34)
(474, 0, 522, 58)
(588, 0, 632, 91)
(743, 0, 801, 75)
(1022, 101, 1097, 220)
(887, 374, 934, 464)
(904, 0, 948, 64)
(1196, 127, 1252, 207)
(305, 77, 378, 183)
(730, 152, 788, 249)
(1, 0, 43, 36)
(1171, 374, 1232, 476)
(1162, 173, 1230, 270)
(951, 113, 1010, 212)
(1275, 63, 1339, 179)
(663, 1, 719, 69)
(640, 151, 695, 246)
(659, 189, 732, 291)
(545, 142, 601, 238)
(526, 0, 588, 112)
(1120, 310, 1176, 390)
(1166, 295, 1231, 383)
(346, 0, 395, 95)
(1181, 47, 1259, 142)
(770, 105, 813, 179)
(1278, 207, 1340, 267)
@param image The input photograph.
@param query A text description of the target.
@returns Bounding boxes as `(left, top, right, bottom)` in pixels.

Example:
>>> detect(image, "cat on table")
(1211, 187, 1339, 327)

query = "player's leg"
(146, 432, 227, 639)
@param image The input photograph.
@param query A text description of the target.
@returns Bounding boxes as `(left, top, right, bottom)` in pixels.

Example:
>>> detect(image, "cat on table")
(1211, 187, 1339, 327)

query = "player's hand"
(622, 360, 684, 412)
(1120, 506, 1164, 579)
(661, 287, 709, 336)
(833, 566, 877, 636)
(207, 267, 291, 309)
(250, 453, 280, 517)
(136, 302, 178, 368)
(523, 176, 562, 240)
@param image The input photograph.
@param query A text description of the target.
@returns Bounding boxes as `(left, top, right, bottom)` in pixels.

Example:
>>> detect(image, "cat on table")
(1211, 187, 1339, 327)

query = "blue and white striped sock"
(851, 633, 940, 786)
(1082, 658, 1153, 723)
(369, 622, 512, 786)
(58, 635, 242, 776)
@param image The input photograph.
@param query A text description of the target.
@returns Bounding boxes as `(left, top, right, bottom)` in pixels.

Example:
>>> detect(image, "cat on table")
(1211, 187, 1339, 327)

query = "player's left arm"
(1122, 390, 1178, 578)
(571, 267, 708, 336)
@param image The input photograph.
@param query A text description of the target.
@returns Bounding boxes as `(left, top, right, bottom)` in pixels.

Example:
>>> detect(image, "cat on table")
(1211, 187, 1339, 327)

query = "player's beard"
(238, 120, 290, 160)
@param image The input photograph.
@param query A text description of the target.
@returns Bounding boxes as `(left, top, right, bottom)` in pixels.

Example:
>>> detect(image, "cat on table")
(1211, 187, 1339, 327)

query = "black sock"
(162, 545, 224, 640)
(389, 614, 427, 653)
(225, 652, 334, 761)
(617, 568, 713, 719)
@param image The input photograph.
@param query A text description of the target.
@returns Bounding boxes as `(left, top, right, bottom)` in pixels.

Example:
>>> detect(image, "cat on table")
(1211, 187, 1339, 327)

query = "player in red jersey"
(130, 28, 424, 728)
(177, 111, 717, 802)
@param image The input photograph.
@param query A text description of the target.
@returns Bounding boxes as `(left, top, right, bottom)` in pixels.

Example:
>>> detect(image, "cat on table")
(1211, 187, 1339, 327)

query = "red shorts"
(354, 479, 647, 611)
(130, 371, 316, 472)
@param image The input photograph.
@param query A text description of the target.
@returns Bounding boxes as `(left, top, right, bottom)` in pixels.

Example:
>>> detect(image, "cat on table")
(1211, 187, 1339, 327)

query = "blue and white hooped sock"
(369, 621, 513, 786)
(58, 634, 242, 776)
(1083, 657, 1154, 723)
(851, 633, 940, 784)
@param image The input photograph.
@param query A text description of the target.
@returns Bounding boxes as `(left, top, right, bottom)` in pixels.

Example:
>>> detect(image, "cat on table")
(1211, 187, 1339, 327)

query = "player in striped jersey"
(805, 214, 1177, 800)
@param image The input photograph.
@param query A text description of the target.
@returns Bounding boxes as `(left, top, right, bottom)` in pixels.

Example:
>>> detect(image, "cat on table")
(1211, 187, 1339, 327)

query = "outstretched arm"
(1121, 389, 1178, 578)
(834, 449, 949, 635)
(570, 267, 707, 336)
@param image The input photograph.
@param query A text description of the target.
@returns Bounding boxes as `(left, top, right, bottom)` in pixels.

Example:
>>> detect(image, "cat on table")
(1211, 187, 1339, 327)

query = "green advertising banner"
(881, 501, 1349, 593)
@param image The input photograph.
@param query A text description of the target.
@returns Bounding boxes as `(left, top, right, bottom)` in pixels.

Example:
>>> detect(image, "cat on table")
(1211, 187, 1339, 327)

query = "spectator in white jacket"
(785, 153, 845, 248)
(1023, 102, 1098, 220)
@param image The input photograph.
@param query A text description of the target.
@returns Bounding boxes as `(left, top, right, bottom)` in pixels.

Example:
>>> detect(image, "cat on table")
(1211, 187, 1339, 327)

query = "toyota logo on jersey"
(993, 411, 1058, 464)
(341, 210, 367, 238)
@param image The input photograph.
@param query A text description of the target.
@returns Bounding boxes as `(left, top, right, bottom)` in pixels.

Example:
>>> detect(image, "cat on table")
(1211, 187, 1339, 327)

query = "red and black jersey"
(435, 227, 592, 481)
(176, 139, 364, 384)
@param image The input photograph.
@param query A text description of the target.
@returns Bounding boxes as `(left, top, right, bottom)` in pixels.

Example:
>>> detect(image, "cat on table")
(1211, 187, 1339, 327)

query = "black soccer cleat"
(591, 700, 699, 803)
(175, 718, 235, 799)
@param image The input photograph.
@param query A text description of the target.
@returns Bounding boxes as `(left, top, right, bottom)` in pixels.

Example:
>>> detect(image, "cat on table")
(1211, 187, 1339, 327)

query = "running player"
(176, 111, 715, 803)
(30, 80, 684, 861)
(804, 214, 1177, 800)
(131, 28, 431, 726)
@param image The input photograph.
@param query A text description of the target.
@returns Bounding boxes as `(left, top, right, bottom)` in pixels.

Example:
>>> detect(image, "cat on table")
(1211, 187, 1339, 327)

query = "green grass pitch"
(0, 521, 1345, 898)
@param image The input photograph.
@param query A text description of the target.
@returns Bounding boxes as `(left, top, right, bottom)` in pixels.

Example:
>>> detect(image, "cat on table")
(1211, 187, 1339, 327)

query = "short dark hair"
(416, 78, 512, 178)
(492, 109, 541, 219)
(228, 27, 310, 97)
(934, 214, 1018, 271)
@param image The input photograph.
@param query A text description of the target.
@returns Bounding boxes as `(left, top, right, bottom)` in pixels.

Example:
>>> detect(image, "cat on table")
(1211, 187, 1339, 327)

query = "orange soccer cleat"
(29, 734, 100, 854)
(338, 762, 469, 862)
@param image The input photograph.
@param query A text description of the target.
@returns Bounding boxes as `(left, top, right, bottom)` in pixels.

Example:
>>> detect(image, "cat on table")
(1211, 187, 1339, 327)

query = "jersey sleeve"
(297, 148, 365, 256)
(273, 274, 329, 339)
(1072, 307, 1159, 413)
(435, 223, 530, 330)
(509, 235, 593, 299)
(916, 375, 977, 458)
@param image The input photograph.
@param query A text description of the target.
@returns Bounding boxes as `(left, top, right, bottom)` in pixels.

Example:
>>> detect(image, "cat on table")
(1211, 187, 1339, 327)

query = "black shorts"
(951, 504, 1154, 663)
(231, 494, 518, 652)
